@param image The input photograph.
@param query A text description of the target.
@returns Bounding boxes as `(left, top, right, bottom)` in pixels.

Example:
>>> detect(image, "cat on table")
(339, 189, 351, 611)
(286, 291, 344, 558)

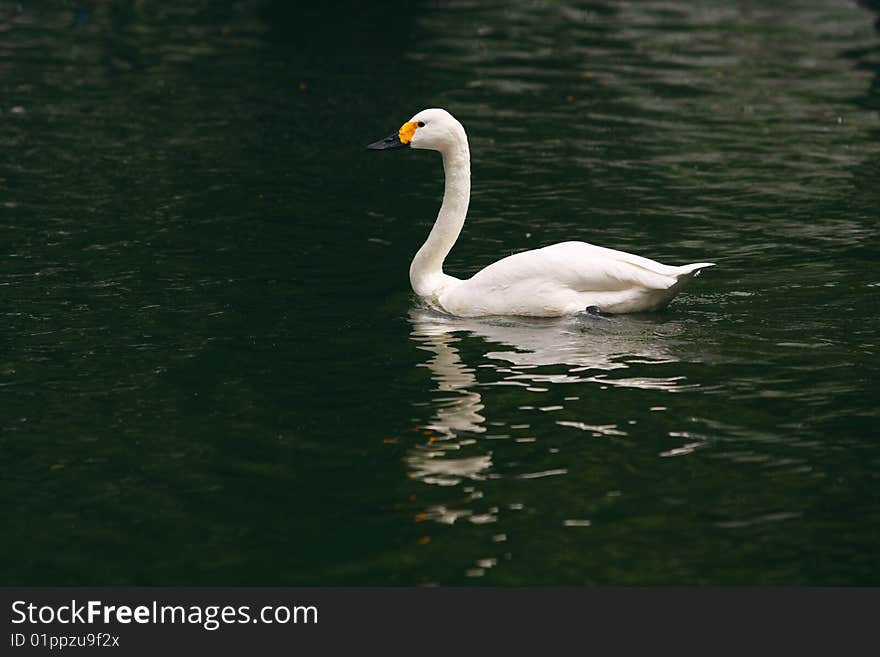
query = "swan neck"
(410, 138, 471, 297)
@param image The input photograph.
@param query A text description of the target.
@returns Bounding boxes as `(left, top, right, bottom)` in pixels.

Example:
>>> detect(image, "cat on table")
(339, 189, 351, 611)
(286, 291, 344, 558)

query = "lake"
(2, 0, 879, 585)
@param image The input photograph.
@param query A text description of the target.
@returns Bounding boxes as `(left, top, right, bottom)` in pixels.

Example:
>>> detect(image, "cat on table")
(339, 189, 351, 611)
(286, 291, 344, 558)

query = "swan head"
(367, 108, 465, 153)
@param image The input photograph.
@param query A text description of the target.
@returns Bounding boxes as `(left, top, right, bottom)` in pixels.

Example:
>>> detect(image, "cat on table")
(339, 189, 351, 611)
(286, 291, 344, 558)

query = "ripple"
(556, 421, 627, 437)
(716, 512, 803, 530)
(518, 468, 568, 480)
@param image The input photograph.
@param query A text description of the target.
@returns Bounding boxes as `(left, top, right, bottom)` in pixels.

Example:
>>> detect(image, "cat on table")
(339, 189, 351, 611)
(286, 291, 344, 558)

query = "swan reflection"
(406, 307, 695, 488)
(407, 313, 491, 487)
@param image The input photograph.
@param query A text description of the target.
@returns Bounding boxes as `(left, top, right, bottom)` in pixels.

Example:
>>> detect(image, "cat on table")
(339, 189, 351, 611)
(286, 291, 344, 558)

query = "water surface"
(1, 0, 879, 584)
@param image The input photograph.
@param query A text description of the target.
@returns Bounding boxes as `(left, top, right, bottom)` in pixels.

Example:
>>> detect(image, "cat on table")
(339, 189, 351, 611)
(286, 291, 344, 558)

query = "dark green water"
(2, 0, 879, 585)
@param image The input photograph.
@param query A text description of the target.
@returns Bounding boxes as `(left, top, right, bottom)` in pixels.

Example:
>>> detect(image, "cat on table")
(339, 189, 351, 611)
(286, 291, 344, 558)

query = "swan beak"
(367, 132, 408, 150)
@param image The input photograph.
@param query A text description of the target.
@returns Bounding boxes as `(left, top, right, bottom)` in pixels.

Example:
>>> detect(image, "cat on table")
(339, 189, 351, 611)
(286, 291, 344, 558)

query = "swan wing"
(468, 241, 683, 292)
(440, 241, 714, 316)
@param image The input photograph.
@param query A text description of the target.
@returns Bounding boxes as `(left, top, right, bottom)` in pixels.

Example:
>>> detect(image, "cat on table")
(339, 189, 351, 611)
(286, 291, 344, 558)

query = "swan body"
(368, 108, 714, 317)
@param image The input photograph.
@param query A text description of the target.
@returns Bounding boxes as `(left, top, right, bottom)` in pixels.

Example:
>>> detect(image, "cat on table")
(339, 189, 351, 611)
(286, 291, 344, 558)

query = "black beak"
(367, 132, 408, 150)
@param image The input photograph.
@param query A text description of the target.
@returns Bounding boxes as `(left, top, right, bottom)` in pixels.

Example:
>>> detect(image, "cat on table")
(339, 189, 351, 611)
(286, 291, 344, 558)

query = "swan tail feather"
(674, 262, 716, 279)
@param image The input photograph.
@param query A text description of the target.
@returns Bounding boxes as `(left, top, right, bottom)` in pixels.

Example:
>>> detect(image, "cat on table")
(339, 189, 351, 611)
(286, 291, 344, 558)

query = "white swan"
(368, 108, 714, 316)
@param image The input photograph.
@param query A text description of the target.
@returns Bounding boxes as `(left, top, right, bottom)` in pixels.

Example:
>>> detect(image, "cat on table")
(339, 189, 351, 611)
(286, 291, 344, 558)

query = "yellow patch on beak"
(398, 121, 418, 144)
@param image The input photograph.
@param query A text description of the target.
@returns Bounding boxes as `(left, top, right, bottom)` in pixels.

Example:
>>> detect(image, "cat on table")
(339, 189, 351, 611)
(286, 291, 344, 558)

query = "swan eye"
(417, 121, 425, 127)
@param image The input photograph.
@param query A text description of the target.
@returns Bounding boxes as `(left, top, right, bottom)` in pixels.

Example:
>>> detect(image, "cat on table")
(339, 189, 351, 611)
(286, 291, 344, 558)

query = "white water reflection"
(412, 306, 692, 388)
(407, 314, 491, 487)
(406, 307, 699, 487)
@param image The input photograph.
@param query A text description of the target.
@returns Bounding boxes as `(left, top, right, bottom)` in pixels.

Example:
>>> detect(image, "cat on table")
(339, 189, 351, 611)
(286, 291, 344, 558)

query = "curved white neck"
(409, 134, 470, 298)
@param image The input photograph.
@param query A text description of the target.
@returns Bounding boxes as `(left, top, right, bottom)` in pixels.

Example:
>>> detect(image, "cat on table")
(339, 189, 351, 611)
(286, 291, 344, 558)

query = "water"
(2, 0, 879, 585)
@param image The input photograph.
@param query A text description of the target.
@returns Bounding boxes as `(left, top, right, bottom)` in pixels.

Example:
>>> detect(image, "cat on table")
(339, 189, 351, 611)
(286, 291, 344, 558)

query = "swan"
(367, 108, 714, 316)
